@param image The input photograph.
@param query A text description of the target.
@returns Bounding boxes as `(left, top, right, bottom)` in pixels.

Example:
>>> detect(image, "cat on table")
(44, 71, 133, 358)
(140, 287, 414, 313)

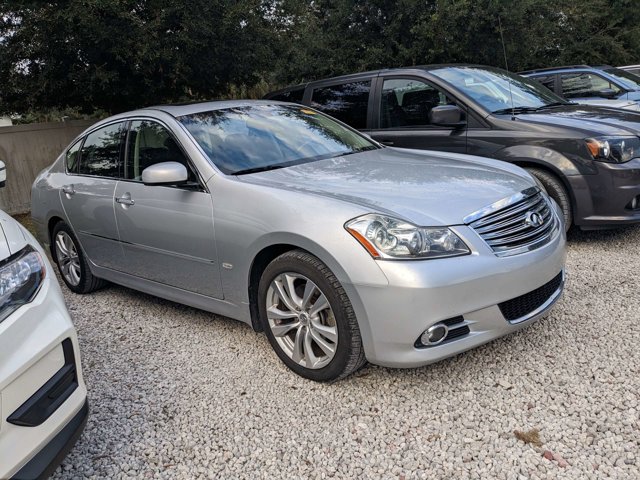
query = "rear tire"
(526, 168, 572, 231)
(258, 250, 366, 382)
(52, 221, 106, 294)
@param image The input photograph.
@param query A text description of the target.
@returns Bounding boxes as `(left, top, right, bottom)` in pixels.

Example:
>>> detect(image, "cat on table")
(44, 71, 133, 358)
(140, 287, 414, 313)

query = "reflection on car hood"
(239, 148, 534, 226)
(0, 210, 28, 259)
(506, 105, 640, 136)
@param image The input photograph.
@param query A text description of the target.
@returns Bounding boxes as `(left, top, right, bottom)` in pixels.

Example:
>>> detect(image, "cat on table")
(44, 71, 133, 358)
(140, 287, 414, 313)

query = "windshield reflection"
(178, 104, 378, 174)
(431, 66, 566, 114)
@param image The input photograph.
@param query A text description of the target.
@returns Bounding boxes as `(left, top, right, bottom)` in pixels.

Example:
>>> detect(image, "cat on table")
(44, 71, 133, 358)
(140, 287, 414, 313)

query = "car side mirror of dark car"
(429, 105, 466, 128)
(598, 88, 619, 99)
(141, 161, 188, 186)
(0, 161, 6, 188)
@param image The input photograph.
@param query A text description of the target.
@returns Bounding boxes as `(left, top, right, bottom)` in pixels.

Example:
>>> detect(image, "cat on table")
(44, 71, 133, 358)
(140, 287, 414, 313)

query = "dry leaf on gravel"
(514, 428, 542, 447)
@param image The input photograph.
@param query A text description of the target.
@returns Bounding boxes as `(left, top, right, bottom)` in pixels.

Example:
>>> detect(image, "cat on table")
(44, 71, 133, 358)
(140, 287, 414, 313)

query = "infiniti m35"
(32, 101, 566, 381)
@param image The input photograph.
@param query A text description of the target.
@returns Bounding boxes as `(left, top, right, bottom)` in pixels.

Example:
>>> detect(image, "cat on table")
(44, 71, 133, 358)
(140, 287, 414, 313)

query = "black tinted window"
(270, 88, 305, 103)
(125, 120, 195, 182)
(310, 81, 370, 129)
(66, 139, 82, 173)
(380, 78, 457, 128)
(560, 73, 621, 98)
(79, 123, 123, 177)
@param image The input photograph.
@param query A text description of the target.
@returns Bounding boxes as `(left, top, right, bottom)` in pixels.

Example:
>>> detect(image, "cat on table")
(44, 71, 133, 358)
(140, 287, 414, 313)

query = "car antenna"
(498, 15, 516, 119)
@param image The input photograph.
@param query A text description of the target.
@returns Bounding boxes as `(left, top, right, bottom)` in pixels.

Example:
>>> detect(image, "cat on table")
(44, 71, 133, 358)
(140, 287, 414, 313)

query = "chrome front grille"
(464, 187, 559, 256)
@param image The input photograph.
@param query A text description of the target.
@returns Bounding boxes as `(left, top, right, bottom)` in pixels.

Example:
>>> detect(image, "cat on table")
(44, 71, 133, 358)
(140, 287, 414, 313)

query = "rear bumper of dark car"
(12, 400, 88, 480)
(569, 159, 640, 228)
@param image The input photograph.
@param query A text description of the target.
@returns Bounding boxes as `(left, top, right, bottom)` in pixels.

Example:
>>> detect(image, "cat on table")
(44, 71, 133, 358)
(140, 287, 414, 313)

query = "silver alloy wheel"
(55, 231, 81, 286)
(265, 272, 338, 369)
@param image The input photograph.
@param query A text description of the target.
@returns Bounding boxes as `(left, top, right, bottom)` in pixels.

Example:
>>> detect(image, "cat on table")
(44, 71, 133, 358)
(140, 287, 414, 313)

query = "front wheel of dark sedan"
(52, 221, 105, 294)
(258, 250, 366, 382)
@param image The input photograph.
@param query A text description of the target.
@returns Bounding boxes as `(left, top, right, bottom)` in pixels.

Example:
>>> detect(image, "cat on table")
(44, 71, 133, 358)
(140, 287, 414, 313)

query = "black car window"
(65, 139, 82, 173)
(78, 123, 123, 177)
(560, 73, 621, 98)
(532, 75, 556, 92)
(269, 88, 305, 103)
(310, 81, 370, 129)
(125, 120, 196, 183)
(380, 78, 457, 128)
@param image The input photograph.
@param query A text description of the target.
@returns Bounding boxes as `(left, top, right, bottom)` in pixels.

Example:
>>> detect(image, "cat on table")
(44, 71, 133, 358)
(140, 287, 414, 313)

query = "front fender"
(493, 144, 585, 176)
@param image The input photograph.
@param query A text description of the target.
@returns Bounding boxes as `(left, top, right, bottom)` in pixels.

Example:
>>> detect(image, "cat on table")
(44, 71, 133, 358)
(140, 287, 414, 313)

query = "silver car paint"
(31, 101, 567, 368)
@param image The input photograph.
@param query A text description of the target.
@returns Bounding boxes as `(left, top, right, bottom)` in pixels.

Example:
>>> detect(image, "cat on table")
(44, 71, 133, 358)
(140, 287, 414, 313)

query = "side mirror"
(0, 161, 6, 188)
(598, 88, 619, 99)
(141, 162, 188, 186)
(429, 105, 466, 128)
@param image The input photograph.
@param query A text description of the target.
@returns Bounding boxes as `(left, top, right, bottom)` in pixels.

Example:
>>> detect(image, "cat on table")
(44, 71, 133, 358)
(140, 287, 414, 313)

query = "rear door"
(113, 119, 222, 298)
(367, 76, 467, 152)
(59, 121, 125, 270)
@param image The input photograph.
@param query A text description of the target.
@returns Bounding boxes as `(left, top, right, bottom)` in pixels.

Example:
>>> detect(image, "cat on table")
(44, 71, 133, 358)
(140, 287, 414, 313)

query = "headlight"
(585, 136, 640, 163)
(345, 214, 470, 260)
(0, 246, 46, 323)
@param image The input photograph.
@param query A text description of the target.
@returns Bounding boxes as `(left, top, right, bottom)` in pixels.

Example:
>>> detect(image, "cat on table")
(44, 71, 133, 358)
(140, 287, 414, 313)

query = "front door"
(59, 122, 125, 270)
(368, 77, 467, 152)
(113, 119, 223, 299)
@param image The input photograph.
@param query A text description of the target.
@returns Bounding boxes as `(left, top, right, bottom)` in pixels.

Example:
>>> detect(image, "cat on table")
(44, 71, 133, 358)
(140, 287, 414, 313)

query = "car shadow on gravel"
(567, 224, 640, 244)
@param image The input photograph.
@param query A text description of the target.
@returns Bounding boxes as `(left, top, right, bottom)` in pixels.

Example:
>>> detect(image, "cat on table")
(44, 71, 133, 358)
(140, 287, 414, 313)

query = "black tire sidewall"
(52, 221, 91, 293)
(527, 168, 572, 231)
(258, 252, 356, 382)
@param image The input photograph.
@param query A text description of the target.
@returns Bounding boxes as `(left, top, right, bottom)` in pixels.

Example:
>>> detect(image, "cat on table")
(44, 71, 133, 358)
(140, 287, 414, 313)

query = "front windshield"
(178, 104, 378, 174)
(603, 68, 640, 91)
(430, 66, 566, 113)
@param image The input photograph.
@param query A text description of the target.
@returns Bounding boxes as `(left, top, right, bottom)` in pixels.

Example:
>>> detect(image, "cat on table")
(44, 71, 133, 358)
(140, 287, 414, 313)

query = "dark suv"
(266, 65, 640, 229)
(520, 65, 640, 110)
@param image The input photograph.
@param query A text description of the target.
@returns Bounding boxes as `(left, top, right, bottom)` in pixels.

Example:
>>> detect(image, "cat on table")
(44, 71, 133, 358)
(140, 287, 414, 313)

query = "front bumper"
(0, 254, 87, 479)
(570, 158, 640, 227)
(345, 223, 566, 368)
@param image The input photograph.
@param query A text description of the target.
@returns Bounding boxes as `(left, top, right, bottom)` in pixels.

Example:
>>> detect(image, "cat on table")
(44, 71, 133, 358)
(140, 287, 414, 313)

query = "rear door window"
(310, 81, 371, 129)
(560, 73, 621, 98)
(78, 122, 124, 177)
(380, 78, 457, 128)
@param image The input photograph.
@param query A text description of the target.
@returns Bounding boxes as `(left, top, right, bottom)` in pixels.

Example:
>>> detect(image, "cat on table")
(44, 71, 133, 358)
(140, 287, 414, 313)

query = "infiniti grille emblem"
(525, 211, 544, 228)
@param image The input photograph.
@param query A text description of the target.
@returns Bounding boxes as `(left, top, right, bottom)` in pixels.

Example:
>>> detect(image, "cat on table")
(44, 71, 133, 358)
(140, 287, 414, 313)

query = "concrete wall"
(0, 120, 96, 214)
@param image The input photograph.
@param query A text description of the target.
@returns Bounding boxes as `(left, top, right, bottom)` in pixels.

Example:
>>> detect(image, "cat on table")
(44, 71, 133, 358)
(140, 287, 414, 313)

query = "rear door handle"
(115, 194, 135, 206)
(62, 185, 75, 196)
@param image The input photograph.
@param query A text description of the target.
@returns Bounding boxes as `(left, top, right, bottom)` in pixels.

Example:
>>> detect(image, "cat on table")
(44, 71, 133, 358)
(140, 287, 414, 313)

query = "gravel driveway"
(52, 227, 639, 480)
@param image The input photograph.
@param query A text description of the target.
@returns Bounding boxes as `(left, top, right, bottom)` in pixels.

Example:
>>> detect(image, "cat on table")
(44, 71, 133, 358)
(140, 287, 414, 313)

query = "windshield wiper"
(535, 102, 573, 110)
(491, 106, 539, 115)
(233, 164, 288, 176)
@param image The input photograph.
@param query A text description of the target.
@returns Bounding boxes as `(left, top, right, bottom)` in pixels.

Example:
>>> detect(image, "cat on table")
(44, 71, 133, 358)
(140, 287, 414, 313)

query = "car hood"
(0, 210, 28, 260)
(506, 105, 640, 136)
(238, 148, 535, 226)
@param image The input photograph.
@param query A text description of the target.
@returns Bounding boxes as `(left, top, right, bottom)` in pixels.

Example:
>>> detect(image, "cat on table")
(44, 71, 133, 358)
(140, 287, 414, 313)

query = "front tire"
(52, 221, 105, 294)
(258, 250, 366, 382)
(526, 168, 572, 231)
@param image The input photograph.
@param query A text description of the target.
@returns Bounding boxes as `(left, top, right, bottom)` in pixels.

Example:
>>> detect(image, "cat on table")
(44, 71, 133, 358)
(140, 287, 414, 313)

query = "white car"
(0, 161, 88, 479)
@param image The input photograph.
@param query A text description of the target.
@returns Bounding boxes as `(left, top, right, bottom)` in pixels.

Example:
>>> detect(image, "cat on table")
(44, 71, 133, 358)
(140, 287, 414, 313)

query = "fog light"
(626, 195, 640, 210)
(420, 323, 449, 346)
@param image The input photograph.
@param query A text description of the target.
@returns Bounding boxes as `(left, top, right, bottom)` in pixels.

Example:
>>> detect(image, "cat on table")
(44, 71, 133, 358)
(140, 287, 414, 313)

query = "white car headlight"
(0, 246, 46, 323)
(345, 214, 470, 260)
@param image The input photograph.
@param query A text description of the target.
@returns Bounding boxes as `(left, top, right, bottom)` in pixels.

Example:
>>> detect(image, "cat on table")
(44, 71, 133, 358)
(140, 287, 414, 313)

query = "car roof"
(266, 64, 493, 95)
(520, 65, 614, 75)
(145, 99, 286, 117)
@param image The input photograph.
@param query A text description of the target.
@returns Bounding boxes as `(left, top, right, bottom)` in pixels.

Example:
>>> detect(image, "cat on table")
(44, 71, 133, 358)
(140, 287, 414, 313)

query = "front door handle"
(62, 185, 75, 196)
(115, 193, 135, 206)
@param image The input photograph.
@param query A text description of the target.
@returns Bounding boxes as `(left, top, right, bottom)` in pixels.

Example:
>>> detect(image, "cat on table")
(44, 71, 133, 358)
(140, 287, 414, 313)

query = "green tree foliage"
(1, 0, 639, 116)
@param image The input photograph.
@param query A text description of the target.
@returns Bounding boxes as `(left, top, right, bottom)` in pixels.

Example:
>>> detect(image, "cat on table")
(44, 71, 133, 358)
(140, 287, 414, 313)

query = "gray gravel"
(53, 227, 640, 480)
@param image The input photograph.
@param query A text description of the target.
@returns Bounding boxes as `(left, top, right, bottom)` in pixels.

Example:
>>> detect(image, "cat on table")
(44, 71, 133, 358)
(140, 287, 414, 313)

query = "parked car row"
(4, 60, 639, 478)
(266, 64, 640, 231)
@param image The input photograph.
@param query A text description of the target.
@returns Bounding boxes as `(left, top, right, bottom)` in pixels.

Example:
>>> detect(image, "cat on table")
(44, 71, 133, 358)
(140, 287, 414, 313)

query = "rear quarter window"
(65, 139, 82, 173)
(269, 88, 305, 103)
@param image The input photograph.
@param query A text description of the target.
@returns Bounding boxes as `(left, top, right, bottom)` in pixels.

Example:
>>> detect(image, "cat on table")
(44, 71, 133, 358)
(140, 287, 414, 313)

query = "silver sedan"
(31, 101, 566, 381)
